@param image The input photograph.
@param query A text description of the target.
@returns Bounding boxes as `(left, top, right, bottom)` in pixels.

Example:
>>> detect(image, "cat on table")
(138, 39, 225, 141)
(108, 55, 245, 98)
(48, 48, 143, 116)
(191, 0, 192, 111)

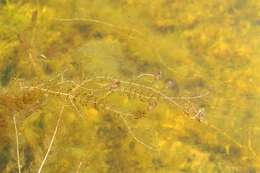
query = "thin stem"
(100, 104, 157, 150)
(76, 161, 82, 173)
(55, 18, 143, 37)
(118, 113, 158, 151)
(13, 114, 21, 173)
(170, 92, 210, 100)
(69, 96, 82, 117)
(37, 105, 64, 173)
(22, 86, 72, 98)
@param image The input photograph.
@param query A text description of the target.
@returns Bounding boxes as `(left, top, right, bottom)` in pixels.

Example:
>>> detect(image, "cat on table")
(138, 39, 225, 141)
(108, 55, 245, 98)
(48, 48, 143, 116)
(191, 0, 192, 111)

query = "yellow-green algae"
(0, 0, 260, 173)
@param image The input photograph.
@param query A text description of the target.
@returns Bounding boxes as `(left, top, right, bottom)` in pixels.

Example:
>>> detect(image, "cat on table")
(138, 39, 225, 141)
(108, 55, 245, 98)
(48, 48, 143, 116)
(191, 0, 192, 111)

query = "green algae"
(0, 0, 260, 173)
(0, 63, 15, 86)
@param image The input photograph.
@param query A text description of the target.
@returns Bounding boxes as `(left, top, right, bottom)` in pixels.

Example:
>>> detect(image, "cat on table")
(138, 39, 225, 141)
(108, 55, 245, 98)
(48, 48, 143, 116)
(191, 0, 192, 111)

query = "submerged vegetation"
(0, 0, 259, 172)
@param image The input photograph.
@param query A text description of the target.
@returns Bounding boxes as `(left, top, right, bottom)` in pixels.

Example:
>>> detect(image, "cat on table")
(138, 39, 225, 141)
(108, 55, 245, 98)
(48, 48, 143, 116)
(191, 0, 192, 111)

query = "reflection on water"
(0, 0, 259, 172)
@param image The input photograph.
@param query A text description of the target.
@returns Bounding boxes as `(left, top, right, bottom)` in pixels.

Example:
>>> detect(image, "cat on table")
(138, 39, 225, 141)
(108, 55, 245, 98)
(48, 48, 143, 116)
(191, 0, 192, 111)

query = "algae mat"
(0, 0, 259, 173)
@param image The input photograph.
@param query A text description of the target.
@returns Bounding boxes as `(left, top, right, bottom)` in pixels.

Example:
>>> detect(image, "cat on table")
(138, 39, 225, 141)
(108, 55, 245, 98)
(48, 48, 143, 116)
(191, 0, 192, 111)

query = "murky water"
(0, 0, 259, 172)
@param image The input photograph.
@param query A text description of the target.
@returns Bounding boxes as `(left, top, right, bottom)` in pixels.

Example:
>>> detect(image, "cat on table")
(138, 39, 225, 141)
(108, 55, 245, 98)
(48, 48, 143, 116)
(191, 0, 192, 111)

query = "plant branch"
(13, 114, 21, 173)
(37, 105, 64, 173)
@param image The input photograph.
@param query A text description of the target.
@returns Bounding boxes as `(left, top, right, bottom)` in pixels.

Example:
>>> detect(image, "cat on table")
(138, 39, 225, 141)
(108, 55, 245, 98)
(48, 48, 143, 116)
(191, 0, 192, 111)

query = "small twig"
(28, 51, 37, 74)
(95, 91, 113, 105)
(170, 92, 210, 100)
(22, 86, 73, 98)
(37, 105, 64, 173)
(13, 114, 21, 173)
(76, 161, 82, 173)
(54, 18, 143, 38)
(247, 128, 257, 158)
(118, 113, 158, 151)
(137, 73, 155, 79)
(102, 105, 136, 118)
(57, 80, 94, 92)
(100, 104, 157, 149)
(69, 96, 83, 117)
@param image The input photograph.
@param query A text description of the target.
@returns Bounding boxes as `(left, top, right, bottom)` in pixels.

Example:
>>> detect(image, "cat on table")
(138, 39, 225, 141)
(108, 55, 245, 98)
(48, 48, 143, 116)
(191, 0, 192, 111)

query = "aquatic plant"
(0, 74, 205, 172)
(1, 72, 258, 172)
(0, 0, 259, 173)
